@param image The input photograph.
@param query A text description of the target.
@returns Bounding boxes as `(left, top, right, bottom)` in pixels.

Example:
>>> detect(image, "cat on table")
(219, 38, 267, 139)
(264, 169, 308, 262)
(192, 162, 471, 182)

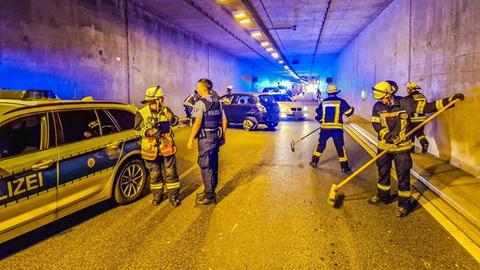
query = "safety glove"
(384, 132, 401, 144)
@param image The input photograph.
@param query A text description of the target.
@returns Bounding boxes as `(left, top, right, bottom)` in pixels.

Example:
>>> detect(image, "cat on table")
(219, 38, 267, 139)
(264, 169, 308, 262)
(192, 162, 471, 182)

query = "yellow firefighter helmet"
(406, 81, 421, 90)
(372, 81, 394, 100)
(327, 84, 340, 94)
(141, 86, 164, 104)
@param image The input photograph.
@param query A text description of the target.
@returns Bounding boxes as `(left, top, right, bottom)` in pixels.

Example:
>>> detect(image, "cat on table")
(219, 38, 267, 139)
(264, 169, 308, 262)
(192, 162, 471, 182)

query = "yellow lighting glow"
(251, 31, 262, 38)
(271, 52, 279, 59)
(240, 18, 251, 24)
(233, 10, 247, 19)
(260, 41, 269, 47)
(266, 47, 274, 52)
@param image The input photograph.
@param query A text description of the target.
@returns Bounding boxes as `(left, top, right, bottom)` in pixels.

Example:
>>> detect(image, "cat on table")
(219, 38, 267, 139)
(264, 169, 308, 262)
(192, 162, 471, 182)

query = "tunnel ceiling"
(130, 0, 392, 80)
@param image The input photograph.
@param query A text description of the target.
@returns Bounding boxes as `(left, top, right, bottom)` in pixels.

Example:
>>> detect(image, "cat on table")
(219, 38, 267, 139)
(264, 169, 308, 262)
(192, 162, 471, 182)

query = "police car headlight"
(256, 103, 267, 113)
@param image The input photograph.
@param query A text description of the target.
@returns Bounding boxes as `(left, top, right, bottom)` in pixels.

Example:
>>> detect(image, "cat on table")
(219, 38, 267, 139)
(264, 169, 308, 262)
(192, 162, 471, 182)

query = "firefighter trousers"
(410, 122, 429, 150)
(198, 132, 221, 197)
(376, 150, 412, 208)
(312, 128, 349, 169)
(145, 155, 180, 201)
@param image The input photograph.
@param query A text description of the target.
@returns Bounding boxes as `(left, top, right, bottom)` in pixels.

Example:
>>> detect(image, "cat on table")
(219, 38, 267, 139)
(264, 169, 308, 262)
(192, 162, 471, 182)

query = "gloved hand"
(384, 132, 400, 144)
(451, 93, 465, 101)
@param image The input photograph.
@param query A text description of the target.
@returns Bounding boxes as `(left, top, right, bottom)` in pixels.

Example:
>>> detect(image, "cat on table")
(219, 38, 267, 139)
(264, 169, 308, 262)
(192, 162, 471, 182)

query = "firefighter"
(187, 78, 228, 205)
(310, 84, 354, 173)
(368, 81, 464, 217)
(405, 81, 429, 153)
(135, 86, 181, 207)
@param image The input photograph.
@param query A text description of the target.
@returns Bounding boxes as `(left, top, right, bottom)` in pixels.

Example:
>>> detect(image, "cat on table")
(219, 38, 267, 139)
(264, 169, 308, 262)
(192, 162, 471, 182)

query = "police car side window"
(96, 110, 119, 135)
(108, 109, 135, 131)
(0, 114, 43, 159)
(57, 110, 100, 144)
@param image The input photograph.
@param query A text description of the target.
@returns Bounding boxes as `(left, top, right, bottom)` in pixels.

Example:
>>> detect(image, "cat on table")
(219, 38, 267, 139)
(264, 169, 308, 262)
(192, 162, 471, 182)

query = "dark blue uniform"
(195, 96, 223, 200)
(311, 95, 354, 171)
(406, 90, 429, 152)
(370, 95, 452, 208)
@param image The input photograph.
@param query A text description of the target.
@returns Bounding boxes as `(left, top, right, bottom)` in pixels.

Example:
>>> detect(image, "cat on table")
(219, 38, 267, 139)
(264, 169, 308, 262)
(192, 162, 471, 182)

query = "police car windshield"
(272, 94, 292, 102)
(258, 95, 277, 105)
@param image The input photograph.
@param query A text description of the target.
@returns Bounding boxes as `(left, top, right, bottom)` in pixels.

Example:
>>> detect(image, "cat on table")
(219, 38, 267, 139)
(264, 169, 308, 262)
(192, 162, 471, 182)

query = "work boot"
(195, 194, 217, 206)
(396, 206, 409, 217)
(341, 166, 352, 173)
(367, 195, 390, 204)
(310, 156, 319, 168)
(196, 192, 205, 200)
(421, 142, 429, 153)
(151, 193, 163, 206)
(169, 196, 181, 207)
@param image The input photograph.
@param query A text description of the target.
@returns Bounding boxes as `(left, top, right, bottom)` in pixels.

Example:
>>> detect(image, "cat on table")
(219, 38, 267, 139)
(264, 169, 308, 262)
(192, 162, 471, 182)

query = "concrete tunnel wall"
(0, 0, 284, 114)
(321, 0, 480, 177)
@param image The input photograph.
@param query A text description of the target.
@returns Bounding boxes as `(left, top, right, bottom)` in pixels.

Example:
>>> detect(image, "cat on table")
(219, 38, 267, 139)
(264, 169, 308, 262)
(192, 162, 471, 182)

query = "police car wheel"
(114, 159, 147, 204)
(242, 117, 258, 131)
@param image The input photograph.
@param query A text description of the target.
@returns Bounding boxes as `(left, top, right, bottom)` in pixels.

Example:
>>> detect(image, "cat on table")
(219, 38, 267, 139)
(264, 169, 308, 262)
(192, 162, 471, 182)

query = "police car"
(0, 89, 146, 243)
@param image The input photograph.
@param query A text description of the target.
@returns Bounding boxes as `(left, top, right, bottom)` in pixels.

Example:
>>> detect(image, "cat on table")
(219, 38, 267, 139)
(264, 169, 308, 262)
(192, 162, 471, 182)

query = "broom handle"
(335, 98, 459, 190)
(297, 126, 321, 142)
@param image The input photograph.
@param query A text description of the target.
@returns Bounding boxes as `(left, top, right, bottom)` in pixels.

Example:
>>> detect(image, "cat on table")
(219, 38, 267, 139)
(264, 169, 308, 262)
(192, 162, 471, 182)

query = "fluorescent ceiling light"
(233, 10, 247, 19)
(266, 47, 274, 52)
(251, 31, 262, 38)
(278, 60, 284, 64)
(239, 18, 251, 24)
(260, 41, 269, 47)
(271, 52, 279, 59)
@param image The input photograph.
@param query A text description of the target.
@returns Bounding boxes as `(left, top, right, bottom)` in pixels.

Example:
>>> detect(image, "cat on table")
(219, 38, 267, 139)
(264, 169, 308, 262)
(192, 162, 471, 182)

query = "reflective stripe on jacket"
(136, 106, 178, 160)
(371, 95, 450, 153)
(315, 95, 354, 130)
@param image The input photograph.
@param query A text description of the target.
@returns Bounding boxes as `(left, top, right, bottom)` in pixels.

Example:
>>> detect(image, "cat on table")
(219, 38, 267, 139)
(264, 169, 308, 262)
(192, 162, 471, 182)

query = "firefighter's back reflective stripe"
(321, 101, 343, 129)
(138, 107, 158, 160)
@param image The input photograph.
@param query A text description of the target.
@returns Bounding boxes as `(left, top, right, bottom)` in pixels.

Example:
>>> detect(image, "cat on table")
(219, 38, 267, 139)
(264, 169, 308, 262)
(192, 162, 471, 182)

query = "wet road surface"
(0, 118, 478, 269)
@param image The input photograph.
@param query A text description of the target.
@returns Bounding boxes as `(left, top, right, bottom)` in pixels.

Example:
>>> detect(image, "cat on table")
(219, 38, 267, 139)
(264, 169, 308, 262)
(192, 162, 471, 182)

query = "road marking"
(345, 123, 480, 263)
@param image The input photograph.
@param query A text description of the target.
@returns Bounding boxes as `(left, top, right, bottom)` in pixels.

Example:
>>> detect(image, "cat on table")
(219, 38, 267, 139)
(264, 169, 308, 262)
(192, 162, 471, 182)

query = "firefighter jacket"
(315, 95, 354, 130)
(135, 106, 179, 160)
(371, 95, 452, 153)
(406, 90, 427, 123)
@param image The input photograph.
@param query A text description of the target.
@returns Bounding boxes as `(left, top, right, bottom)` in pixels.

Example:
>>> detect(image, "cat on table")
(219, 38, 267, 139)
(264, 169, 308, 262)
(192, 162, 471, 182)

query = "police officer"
(183, 90, 200, 119)
(187, 78, 227, 205)
(135, 86, 181, 207)
(369, 81, 464, 217)
(310, 84, 354, 172)
(405, 81, 429, 153)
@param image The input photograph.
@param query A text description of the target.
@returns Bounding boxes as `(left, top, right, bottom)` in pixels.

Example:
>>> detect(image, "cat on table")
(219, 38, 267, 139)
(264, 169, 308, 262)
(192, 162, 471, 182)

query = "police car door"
(0, 113, 58, 243)
(54, 109, 122, 212)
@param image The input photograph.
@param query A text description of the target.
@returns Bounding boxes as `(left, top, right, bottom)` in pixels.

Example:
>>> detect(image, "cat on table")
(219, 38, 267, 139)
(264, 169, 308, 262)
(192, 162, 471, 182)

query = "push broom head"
(327, 184, 338, 206)
(290, 140, 295, 152)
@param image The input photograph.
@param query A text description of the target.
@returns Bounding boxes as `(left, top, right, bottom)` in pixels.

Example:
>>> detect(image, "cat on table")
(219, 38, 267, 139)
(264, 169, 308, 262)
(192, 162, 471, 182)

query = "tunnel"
(0, 0, 479, 268)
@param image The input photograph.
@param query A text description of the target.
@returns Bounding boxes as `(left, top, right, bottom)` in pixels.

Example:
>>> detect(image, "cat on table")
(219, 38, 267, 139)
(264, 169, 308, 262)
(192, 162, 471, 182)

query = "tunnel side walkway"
(345, 115, 480, 249)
